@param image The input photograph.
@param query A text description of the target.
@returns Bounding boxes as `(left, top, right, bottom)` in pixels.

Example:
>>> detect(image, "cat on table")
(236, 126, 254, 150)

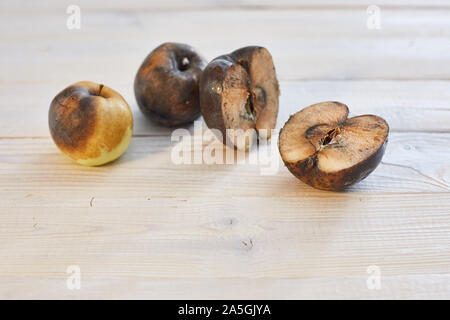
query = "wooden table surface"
(1, 0, 450, 299)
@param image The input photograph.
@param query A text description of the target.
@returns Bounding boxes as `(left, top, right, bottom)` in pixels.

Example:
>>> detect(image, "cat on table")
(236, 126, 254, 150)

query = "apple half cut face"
(278, 101, 389, 191)
(200, 46, 279, 150)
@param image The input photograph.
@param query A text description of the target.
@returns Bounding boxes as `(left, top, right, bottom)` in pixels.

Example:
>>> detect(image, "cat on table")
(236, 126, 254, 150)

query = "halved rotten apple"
(278, 101, 389, 191)
(199, 46, 279, 150)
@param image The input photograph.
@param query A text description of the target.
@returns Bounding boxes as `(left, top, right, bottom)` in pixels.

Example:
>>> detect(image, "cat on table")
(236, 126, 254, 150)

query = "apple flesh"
(49, 81, 133, 166)
(199, 46, 279, 149)
(134, 42, 207, 126)
(278, 101, 389, 191)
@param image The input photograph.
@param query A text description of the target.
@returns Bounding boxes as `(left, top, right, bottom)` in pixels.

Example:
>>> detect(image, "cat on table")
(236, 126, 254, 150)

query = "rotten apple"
(134, 42, 207, 126)
(49, 81, 133, 166)
(199, 46, 279, 149)
(278, 101, 389, 191)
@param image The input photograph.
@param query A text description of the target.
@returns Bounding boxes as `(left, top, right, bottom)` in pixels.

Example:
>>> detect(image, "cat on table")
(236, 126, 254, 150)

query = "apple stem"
(98, 84, 104, 96)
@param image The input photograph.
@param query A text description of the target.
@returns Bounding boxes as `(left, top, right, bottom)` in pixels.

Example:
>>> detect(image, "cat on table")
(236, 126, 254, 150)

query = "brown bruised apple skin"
(199, 46, 279, 149)
(134, 42, 207, 126)
(49, 81, 133, 166)
(278, 102, 389, 191)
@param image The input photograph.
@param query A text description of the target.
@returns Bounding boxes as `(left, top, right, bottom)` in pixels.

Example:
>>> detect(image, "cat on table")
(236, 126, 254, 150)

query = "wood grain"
(1, 80, 450, 137)
(2, 276, 450, 300)
(0, 132, 449, 201)
(1, 0, 449, 299)
(2, 8, 450, 83)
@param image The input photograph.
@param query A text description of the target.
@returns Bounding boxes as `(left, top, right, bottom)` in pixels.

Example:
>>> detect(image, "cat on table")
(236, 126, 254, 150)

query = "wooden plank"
(1, 276, 450, 299)
(0, 193, 449, 297)
(1, 81, 449, 137)
(1, 9, 450, 83)
(1, 0, 449, 300)
(2, 0, 450, 13)
(0, 132, 449, 203)
(0, 194, 449, 277)
(1, 176, 450, 298)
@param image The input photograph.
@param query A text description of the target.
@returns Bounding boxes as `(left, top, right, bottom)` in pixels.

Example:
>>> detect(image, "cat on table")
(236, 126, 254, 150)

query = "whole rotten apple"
(134, 42, 207, 126)
(199, 46, 279, 150)
(278, 101, 389, 191)
(49, 81, 133, 166)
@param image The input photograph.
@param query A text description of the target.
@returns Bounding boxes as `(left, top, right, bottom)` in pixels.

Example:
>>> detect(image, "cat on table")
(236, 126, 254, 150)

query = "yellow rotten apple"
(49, 81, 133, 166)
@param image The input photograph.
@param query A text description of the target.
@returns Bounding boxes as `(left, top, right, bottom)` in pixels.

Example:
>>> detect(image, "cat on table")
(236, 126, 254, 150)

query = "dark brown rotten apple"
(199, 46, 279, 149)
(134, 42, 207, 126)
(278, 101, 389, 191)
